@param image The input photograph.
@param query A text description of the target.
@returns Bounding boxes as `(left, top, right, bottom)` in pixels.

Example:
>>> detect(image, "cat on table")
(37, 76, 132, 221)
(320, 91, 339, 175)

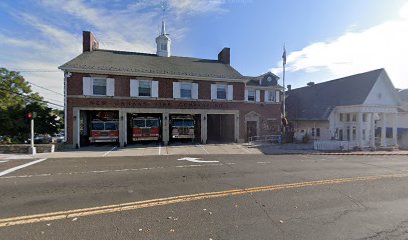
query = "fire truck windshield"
(146, 119, 159, 127)
(92, 122, 104, 130)
(173, 119, 194, 127)
(133, 120, 145, 128)
(105, 122, 118, 130)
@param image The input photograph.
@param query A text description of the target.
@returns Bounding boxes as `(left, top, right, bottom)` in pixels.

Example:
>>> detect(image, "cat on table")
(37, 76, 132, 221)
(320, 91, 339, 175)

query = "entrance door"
(247, 121, 257, 142)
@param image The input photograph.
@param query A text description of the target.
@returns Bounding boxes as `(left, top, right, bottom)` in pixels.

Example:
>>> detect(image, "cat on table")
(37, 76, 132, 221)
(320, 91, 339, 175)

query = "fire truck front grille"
(142, 128, 150, 136)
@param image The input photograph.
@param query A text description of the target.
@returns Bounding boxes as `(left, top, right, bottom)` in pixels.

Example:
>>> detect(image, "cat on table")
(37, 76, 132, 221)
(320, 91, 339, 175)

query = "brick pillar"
(162, 112, 169, 145)
(201, 114, 207, 144)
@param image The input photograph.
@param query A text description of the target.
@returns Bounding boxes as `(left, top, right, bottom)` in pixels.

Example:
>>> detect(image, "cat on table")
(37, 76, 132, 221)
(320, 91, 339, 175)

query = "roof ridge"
(94, 48, 220, 62)
(291, 68, 384, 91)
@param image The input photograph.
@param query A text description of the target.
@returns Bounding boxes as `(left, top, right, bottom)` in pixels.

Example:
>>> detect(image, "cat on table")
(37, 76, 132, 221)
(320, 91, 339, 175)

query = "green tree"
(0, 68, 63, 143)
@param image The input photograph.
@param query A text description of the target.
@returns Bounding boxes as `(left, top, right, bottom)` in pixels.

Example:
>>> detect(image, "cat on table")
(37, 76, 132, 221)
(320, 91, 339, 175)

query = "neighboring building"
(286, 69, 407, 148)
(59, 22, 282, 148)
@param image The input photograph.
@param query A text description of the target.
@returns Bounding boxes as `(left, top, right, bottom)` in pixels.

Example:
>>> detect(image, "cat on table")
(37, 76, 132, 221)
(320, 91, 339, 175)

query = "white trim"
(106, 78, 115, 96)
(255, 90, 260, 102)
(82, 77, 92, 96)
(130, 79, 139, 97)
(192, 83, 198, 99)
(227, 85, 233, 101)
(173, 82, 180, 99)
(151, 80, 159, 98)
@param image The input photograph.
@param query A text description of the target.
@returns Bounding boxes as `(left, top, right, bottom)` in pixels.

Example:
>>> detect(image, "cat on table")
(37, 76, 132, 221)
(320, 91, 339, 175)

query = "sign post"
(28, 112, 36, 155)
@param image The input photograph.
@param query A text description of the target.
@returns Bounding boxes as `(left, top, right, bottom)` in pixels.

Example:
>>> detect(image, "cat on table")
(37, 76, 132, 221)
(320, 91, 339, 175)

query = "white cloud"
(271, 2, 408, 89)
(0, 0, 226, 108)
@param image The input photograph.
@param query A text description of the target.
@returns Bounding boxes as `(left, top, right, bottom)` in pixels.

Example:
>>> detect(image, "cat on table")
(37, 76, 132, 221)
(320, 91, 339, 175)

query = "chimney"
(307, 82, 315, 87)
(287, 85, 292, 91)
(83, 31, 99, 52)
(218, 48, 230, 64)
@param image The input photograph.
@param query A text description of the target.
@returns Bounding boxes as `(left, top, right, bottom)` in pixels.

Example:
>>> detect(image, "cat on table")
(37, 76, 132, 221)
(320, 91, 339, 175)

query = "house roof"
(59, 49, 245, 80)
(286, 69, 384, 121)
(399, 89, 408, 102)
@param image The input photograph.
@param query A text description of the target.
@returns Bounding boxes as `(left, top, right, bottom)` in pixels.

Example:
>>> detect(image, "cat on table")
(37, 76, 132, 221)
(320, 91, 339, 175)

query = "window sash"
(180, 83, 192, 99)
(247, 90, 256, 101)
(138, 80, 151, 97)
(93, 79, 106, 95)
(217, 85, 227, 99)
(268, 91, 275, 102)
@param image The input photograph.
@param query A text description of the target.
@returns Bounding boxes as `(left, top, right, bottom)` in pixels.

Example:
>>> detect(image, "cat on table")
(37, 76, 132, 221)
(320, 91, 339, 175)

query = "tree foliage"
(0, 68, 63, 143)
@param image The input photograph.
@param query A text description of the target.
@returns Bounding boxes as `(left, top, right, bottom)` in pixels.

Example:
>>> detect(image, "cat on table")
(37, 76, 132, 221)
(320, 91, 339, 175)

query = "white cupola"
(156, 20, 171, 57)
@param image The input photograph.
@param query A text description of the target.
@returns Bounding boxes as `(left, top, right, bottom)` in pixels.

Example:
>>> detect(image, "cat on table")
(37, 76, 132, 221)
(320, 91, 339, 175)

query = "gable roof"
(59, 49, 245, 81)
(286, 69, 384, 121)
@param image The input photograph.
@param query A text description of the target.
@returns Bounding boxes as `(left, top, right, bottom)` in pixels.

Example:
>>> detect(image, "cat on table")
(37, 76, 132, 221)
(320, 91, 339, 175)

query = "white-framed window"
(268, 90, 276, 102)
(130, 79, 158, 98)
(180, 83, 192, 99)
(362, 113, 367, 122)
(247, 89, 256, 101)
(173, 82, 198, 99)
(211, 84, 233, 100)
(83, 77, 115, 97)
(93, 78, 107, 95)
(339, 113, 343, 122)
(217, 85, 227, 100)
(139, 80, 152, 97)
(362, 129, 366, 140)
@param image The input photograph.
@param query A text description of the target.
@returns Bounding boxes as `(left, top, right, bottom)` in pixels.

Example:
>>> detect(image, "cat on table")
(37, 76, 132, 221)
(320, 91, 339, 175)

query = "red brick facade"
(66, 72, 282, 145)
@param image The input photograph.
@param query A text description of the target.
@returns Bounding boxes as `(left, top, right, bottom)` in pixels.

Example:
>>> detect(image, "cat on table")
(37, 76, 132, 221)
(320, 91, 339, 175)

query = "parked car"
(52, 133, 65, 143)
(34, 134, 52, 144)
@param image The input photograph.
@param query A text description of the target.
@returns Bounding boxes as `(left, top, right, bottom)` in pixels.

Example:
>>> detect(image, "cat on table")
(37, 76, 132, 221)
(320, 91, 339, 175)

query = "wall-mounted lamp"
(164, 116, 167, 120)
(203, 116, 206, 120)
(73, 115, 77, 120)
(121, 116, 124, 120)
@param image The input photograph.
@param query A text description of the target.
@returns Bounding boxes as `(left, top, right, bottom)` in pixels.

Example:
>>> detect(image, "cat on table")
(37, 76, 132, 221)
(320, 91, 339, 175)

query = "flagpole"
(282, 53, 286, 119)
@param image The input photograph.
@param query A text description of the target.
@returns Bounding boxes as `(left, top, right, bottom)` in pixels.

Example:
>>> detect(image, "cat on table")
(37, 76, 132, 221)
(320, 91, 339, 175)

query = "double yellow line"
(1, 172, 407, 228)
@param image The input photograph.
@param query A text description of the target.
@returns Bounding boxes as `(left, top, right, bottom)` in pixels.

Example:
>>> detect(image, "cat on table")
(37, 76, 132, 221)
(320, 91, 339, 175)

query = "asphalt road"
(1, 154, 408, 239)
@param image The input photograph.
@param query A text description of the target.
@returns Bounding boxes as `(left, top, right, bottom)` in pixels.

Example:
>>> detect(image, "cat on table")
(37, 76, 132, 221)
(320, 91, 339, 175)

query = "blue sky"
(1, 0, 408, 108)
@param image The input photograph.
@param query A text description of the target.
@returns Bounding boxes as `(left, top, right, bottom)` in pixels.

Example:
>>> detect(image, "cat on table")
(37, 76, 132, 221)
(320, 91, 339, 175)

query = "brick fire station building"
(59, 22, 282, 148)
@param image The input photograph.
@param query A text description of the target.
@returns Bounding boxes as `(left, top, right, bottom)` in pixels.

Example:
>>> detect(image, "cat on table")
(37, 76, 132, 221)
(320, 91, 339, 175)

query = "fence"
(249, 135, 281, 145)
(313, 140, 352, 151)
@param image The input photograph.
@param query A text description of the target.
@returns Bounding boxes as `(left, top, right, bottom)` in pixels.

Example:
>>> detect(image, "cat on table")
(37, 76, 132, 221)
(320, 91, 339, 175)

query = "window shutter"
(244, 89, 248, 101)
(83, 77, 92, 96)
(256, 90, 261, 102)
(151, 81, 159, 98)
(173, 82, 180, 99)
(106, 78, 115, 96)
(130, 80, 139, 97)
(192, 83, 198, 99)
(227, 85, 233, 101)
(264, 90, 269, 102)
(275, 90, 280, 102)
(211, 84, 217, 100)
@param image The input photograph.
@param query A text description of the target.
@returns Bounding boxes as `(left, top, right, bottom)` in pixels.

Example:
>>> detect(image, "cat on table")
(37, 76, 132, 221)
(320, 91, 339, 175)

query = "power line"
(27, 81, 64, 96)
(9, 69, 60, 73)
(0, 87, 64, 108)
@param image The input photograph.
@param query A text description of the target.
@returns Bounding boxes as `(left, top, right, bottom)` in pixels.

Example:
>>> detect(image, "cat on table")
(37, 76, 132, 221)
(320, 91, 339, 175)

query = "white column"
(393, 113, 398, 146)
(369, 113, 375, 148)
(357, 112, 363, 148)
(381, 113, 387, 147)
(201, 114, 207, 144)
(162, 112, 169, 145)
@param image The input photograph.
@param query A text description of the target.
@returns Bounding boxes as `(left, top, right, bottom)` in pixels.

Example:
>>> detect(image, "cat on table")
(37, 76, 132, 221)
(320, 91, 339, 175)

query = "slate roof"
(286, 69, 384, 121)
(59, 49, 245, 80)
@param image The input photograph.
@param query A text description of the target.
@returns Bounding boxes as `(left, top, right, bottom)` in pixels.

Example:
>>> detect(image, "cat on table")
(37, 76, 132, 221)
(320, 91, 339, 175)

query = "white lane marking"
(197, 144, 209, 154)
(0, 163, 239, 179)
(102, 146, 117, 157)
(158, 144, 161, 155)
(235, 143, 252, 154)
(256, 161, 272, 164)
(0, 160, 9, 163)
(177, 157, 219, 163)
(0, 158, 47, 177)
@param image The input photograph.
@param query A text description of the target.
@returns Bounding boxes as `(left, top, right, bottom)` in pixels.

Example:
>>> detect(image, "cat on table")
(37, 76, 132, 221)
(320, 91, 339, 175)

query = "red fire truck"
(89, 120, 119, 143)
(170, 115, 195, 139)
(132, 117, 160, 141)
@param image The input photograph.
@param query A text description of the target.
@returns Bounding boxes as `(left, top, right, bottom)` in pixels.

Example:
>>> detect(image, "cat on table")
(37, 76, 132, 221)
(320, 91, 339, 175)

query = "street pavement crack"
(356, 219, 408, 240)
